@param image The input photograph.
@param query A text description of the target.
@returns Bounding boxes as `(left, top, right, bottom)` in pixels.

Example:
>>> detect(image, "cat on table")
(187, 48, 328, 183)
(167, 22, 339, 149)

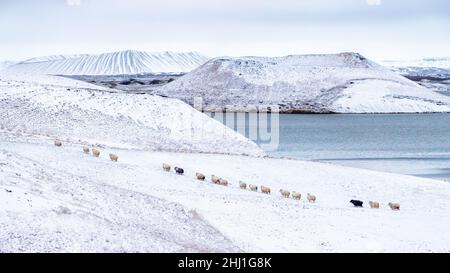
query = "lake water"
(210, 113, 450, 181)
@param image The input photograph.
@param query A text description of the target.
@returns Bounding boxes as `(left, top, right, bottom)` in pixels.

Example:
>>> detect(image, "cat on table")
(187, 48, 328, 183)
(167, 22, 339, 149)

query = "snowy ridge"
(156, 52, 450, 113)
(4, 50, 210, 75)
(22, 54, 89, 64)
(0, 73, 263, 156)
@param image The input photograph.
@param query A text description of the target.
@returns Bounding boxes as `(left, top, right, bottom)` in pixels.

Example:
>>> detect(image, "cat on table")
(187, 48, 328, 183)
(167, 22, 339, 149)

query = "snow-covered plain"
(1, 131, 450, 252)
(1, 73, 450, 253)
(156, 52, 450, 113)
(3, 50, 209, 75)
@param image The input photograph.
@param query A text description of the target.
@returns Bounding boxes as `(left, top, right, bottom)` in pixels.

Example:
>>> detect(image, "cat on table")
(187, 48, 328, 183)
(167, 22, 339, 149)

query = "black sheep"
(175, 167, 184, 175)
(350, 200, 363, 207)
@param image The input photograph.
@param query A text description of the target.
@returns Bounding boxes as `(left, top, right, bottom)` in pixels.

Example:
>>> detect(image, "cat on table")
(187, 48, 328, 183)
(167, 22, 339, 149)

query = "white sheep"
(162, 163, 171, 172)
(292, 191, 301, 200)
(83, 146, 90, 154)
(109, 153, 118, 162)
(54, 140, 62, 147)
(211, 175, 220, 184)
(92, 148, 101, 158)
(369, 201, 380, 209)
(261, 186, 271, 194)
(219, 178, 228, 186)
(280, 189, 290, 198)
(307, 193, 316, 203)
(249, 184, 258, 192)
(196, 172, 206, 181)
(388, 202, 400, 210)
(239, 181, 247, 189)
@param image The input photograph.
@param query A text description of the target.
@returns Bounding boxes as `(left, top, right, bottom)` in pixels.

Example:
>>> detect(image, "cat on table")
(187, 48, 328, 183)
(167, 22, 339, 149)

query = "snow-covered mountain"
(3, 50, 209, 75)
(155, 52, 450, 113)
(383, 57, 450, 69)
(382, 58, 450, 80)
(381, 58, 450, 96)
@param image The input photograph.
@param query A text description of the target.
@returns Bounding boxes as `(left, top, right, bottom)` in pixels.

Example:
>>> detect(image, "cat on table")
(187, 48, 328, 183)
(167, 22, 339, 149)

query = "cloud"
(66, 0, 81, 6)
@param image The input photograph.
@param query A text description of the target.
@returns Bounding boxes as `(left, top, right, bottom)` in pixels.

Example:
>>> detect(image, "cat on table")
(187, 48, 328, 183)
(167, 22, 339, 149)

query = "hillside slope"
(0, 73, 263, 156)
(3, 50, 209, 75)
(1, 132, 450, 252)
(156, 53, 450, 113)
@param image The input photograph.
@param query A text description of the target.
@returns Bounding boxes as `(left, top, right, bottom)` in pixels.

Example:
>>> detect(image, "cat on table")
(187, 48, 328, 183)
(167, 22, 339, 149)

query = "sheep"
(350, 199, 363, 207)
(83, 146, 90, 154)
(239, 181, 247, 190)
(261, 186, 271, 194)
(109, 153, 118, 162)
(211, 175, 220, 184)
(369, 201, 380, 209)
(196, 172, 206, 181)
(249, 184, 258, 192)
(162, 163, 171, 172)
(307, 193, 317, 203)
(388, 202, 400, 211)
(219, 178, 228, 186)
(279, 189, 290, 198)
(54, 140, 62, 147)
(92, 148, 101, 158)
(292, 191, 302, 200)
(175, 167, 184, 175)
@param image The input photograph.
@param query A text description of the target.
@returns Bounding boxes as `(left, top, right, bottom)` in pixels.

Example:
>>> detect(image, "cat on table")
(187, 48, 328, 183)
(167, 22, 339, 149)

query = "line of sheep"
(163, 163, 401, 211)
(54, 140, 119, 162)
(54, 140, 400, 211)
(163, 163, 318, 202)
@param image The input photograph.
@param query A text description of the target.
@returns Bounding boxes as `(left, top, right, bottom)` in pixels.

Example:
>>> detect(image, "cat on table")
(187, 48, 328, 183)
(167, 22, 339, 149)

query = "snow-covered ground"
(1, 72, 450, 253)
(0, 73, 262, 156)
(3, 50, 209, 75)
(156, 52, 450, 113)
(1, 131, 450, 252)
(0, 61, 16, 71)
(382, 57, 450, 69)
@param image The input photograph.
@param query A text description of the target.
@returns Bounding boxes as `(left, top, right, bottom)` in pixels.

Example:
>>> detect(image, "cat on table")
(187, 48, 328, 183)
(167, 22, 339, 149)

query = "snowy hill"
(0, 73, 263, 156)
(3, 50, 209, 75)
(156, 52, 450, 113)
(1, 132, 450, 252)
(0, 61, 16, 71)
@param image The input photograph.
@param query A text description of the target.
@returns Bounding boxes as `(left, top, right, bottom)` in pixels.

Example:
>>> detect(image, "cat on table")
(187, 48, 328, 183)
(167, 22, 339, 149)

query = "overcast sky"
(1, 0, 449, 62)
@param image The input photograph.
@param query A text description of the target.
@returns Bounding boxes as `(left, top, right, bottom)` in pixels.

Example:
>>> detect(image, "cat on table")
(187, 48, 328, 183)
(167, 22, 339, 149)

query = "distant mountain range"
(382, 58, 450, 80)
(1, 50, 209, 75)
(382, 57, 450, 69)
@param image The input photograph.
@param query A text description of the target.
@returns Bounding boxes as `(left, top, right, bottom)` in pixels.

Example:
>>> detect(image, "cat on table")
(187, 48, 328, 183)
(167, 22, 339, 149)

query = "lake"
(209, 113, 450, 181)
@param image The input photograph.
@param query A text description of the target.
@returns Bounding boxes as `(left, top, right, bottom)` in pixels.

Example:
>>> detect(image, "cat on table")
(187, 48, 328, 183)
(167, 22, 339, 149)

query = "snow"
(3, 50, 209, 75)
(156, 52, 450, 113)
(2, 69, 450, 253)
(0, 73, 263, 156)
(1, 132, 450, 252)
(332, 79, 450, 113)
(382, 57, 450, 69)
(0, 61, 16, 71)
